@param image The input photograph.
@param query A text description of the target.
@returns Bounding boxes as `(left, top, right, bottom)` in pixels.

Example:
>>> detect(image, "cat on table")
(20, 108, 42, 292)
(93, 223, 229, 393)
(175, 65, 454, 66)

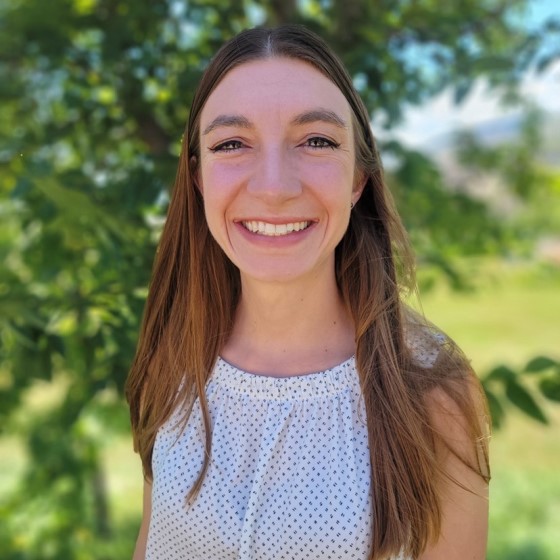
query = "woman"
(126, 24, 490, 560)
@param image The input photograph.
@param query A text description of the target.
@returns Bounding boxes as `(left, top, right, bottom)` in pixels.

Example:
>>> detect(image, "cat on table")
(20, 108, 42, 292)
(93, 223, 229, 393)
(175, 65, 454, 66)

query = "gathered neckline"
(216, 354, 356, 379)
(209, 355, 359, 400)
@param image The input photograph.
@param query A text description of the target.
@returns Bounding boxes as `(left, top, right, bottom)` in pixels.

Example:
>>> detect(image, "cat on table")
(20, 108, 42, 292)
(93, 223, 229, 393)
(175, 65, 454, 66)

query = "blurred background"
(0, 0, 559, 558)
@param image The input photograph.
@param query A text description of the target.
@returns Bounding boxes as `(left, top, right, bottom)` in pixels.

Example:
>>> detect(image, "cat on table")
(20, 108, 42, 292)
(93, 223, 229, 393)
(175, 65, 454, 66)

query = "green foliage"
(482, 356, 560, 429)
(453, 106, 560, 257)
(1, 0, 559, 557)
(384, 141, 516, 289)
(455, 107, 546, 199)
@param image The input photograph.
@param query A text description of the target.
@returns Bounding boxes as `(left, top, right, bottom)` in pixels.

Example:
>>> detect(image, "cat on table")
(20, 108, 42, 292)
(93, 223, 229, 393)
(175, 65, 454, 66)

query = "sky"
(392, 0, 560, 148)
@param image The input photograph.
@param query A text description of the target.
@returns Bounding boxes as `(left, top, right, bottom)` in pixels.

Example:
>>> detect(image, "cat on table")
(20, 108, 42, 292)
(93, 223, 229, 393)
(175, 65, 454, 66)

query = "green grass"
(418, 260, 560, 559)
(1, 259, 559, 558)
(488, 409, 560, 560)
(416, 259, 560, 372)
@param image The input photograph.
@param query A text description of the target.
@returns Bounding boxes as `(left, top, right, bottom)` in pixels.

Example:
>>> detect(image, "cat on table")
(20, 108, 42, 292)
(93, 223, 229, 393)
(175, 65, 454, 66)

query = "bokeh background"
(1, 1, 559, 558)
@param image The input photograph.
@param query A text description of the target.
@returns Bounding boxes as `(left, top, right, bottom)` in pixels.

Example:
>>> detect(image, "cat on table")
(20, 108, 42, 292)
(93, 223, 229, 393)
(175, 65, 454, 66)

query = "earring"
(350, 202, 354, 210)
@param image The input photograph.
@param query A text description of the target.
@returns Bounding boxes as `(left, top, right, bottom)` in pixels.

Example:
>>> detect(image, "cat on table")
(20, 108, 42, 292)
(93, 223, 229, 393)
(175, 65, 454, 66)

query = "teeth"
(242, 221, 310, 236)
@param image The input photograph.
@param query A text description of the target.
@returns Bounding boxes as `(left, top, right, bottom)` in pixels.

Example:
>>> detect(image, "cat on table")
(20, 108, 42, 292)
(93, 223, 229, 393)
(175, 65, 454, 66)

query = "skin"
(133, 479, 151, 560)
(133, 57, 488, 559)
(198, 59, 360, 285)
(421, 386, 489, 559)
(196, 58, 363, 376)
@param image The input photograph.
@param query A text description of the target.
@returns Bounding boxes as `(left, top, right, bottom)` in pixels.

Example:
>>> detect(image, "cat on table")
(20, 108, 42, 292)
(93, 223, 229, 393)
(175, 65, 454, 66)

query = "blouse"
(145, 338, 440, 559)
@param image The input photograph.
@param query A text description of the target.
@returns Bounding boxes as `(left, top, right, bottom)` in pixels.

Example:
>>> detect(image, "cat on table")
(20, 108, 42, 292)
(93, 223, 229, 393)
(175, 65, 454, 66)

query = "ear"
(190, 156, 203, 194)
(352, 170, 367, 206)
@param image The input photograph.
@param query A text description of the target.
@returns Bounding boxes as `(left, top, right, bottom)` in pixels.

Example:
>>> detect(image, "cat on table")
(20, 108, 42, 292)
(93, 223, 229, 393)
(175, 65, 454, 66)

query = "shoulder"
(425, 380, 488, 455)
(402, 307, 490, 476)
(418, 383, 490, 559)
(422, 361, 491, 487)
(403, 311, 447, 369)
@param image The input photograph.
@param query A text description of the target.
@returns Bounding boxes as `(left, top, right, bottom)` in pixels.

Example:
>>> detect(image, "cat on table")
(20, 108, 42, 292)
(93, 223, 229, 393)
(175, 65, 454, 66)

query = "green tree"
(1, 1, 559, 557)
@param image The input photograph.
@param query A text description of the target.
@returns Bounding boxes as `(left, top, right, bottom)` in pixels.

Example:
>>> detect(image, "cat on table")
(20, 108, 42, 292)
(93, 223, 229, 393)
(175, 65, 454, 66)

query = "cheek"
(200, 162, 245, 208)
(299, 159, 354, 201)
(199, 163, 249, 251)
(203, 156, 249, 183)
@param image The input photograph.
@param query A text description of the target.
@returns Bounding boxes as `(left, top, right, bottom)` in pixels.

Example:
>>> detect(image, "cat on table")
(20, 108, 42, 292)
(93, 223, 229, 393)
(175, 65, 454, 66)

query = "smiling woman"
(125, 25, 490, 560)
(197, 58, 359, 285)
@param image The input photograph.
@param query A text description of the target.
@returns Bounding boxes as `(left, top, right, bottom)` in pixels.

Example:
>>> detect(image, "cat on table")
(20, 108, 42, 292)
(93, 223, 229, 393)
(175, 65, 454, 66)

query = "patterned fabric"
(146, 341, 440, 559)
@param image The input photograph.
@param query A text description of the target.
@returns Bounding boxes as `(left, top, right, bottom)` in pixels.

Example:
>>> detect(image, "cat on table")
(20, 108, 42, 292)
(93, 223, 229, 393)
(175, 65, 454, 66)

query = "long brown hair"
(126, 25, 490, 560)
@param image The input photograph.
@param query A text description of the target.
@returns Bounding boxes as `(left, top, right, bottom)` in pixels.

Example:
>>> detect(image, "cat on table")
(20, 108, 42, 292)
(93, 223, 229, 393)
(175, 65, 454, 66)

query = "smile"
(241, 221, 311, 236)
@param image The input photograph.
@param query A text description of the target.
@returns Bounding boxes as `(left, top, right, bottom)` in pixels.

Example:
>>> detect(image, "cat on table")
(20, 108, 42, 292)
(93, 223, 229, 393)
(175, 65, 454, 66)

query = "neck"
(221, 269, 356, 376)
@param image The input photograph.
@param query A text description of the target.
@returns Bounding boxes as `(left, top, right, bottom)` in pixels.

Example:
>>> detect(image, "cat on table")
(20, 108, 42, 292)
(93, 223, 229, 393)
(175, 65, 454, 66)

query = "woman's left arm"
(419, 388, 489, 560)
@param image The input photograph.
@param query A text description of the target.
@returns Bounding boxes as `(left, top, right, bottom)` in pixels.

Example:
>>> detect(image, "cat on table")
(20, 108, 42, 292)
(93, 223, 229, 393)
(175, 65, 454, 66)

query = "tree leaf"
(484, 365, 516, 383)
(505, 379, 548, 424)
(454, 80, 473, 104)
(536, 51, 559, 73)
(524, 355, 557, 373)
(483, 387, 504, 430)
(539, 377, 560, 403)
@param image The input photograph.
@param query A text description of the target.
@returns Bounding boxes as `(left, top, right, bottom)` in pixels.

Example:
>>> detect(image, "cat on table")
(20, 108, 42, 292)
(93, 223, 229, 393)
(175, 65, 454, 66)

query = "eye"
(209, 140, 244, 153)
(304, 136, 340, 150)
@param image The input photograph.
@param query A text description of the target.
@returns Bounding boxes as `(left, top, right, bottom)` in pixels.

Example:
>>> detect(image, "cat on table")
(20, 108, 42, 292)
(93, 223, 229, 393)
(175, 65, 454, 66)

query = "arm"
(132, 479, 153, 560)
(419, 387, 489, 560)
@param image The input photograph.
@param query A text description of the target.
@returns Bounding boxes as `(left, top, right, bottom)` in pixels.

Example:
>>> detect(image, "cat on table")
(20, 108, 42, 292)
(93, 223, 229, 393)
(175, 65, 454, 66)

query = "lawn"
(1, 259, 559, 559)
(416, 258, 560, 373)
(418, 259, 560, 560)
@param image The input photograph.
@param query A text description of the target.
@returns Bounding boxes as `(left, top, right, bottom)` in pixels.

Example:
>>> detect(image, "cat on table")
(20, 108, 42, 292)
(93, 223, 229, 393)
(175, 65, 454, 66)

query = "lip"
(234, 218, 317, 225)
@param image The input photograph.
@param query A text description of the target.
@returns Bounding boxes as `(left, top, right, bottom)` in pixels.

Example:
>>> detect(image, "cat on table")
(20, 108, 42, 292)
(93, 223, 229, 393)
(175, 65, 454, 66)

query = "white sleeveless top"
(146, 351, 435, 559)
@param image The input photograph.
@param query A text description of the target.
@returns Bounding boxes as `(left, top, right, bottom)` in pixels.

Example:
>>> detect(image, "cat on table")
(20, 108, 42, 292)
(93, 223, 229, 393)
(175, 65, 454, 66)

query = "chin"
(236, 262, 315, 285)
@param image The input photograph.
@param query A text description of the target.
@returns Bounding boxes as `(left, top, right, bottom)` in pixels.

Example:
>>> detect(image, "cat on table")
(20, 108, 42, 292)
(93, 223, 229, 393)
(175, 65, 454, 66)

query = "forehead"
(200, 57, 352, 126)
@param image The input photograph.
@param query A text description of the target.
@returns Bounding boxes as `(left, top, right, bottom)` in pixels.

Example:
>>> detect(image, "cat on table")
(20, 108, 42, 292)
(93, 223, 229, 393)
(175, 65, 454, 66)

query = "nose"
(246, 144, 302, 203)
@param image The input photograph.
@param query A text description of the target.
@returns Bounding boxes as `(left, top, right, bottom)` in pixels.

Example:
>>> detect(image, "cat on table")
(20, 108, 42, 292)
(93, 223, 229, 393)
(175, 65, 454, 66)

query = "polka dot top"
(146, 334, 441, 560)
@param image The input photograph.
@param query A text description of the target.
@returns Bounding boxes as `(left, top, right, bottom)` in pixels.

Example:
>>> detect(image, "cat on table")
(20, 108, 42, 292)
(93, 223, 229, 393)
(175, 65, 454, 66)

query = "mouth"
(240, 220, 312, 237)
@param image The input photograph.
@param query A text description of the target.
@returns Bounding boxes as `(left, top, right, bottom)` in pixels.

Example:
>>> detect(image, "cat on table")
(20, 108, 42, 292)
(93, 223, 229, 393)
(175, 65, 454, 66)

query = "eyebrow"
(202, 108, 348, 136)
(291, 109, 347, 129)
(202, 115, 252, 136)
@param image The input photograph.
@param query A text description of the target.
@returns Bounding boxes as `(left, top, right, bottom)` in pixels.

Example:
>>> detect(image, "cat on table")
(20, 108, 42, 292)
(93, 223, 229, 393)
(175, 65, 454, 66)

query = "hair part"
(126, 24, 490, 560)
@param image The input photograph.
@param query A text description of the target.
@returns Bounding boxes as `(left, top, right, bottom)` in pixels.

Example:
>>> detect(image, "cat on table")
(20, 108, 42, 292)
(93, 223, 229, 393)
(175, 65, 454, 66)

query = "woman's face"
(197, 57, 363, 285)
